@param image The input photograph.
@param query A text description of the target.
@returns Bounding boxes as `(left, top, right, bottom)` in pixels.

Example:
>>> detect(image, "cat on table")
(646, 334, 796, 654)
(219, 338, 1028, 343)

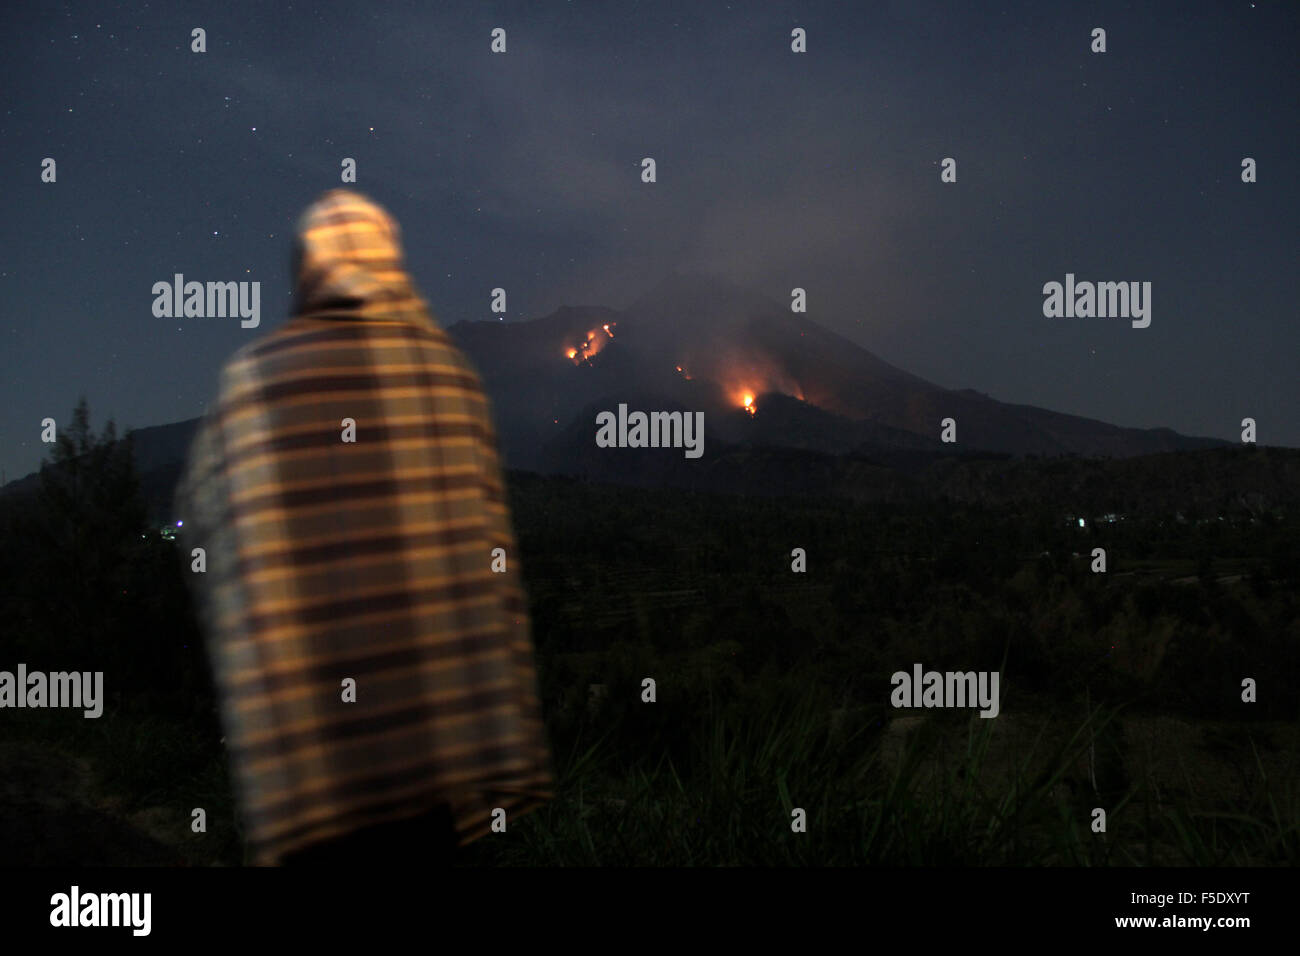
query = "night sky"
(3, 0, 1296, 485)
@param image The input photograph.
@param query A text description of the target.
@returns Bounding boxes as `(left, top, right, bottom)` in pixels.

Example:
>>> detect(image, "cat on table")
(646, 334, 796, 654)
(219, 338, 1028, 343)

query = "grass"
(4, 705, 245, 865)
(456, 687, 1299, 867)
(5, 678, 1294, 867)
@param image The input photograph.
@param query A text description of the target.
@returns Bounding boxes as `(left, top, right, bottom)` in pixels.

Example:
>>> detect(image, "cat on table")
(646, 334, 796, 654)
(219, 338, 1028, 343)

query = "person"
(176, 189, 552, 866)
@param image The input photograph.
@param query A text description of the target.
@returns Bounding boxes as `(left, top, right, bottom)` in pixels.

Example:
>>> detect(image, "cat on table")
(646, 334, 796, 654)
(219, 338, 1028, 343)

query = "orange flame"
(565, 322, 617, 364)
(721, 364, 804, 408)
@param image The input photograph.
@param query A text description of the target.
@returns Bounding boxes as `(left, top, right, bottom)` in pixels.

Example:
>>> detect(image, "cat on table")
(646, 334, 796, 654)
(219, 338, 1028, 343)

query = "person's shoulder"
(211, 323, 313, 396)
(407, 322, 480, 372)
(221, 318, 343, 370)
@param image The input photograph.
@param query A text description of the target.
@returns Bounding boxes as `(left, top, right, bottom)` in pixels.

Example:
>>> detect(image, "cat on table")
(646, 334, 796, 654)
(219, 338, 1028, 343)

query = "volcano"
(451, 271, 1226, 473)
(1, 272, 1232, 513)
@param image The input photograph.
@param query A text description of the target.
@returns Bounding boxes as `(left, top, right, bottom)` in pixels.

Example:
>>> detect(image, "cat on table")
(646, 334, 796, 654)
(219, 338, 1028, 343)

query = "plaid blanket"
(177, 190, 552, 864)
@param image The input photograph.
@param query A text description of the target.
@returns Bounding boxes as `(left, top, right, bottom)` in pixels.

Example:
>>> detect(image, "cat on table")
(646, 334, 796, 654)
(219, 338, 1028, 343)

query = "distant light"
(1078, 518, 1085, 527)
(177, 520, 184, 527)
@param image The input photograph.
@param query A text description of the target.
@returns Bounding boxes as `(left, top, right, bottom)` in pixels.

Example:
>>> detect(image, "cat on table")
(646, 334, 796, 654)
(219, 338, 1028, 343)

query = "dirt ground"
(0, 741, 194, 866)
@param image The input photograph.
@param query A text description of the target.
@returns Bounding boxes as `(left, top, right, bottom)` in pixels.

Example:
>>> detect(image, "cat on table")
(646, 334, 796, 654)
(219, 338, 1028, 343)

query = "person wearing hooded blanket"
(177, 189, 552, 865)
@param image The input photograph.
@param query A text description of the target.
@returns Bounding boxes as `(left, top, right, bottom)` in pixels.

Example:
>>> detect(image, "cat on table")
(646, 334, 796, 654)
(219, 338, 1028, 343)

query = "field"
(2, 455, 1295, 866)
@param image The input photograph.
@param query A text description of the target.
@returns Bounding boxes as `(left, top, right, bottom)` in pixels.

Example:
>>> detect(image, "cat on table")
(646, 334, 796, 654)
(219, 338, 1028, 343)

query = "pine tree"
(28, 397, 147, 666)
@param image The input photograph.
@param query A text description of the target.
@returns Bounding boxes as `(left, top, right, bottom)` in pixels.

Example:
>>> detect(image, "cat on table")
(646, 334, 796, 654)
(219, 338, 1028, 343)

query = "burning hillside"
(442, 273, 1233, 467)
(672, 350, 805, 417)
(566, 322, 616, 365)
(717, 361, 805, 416)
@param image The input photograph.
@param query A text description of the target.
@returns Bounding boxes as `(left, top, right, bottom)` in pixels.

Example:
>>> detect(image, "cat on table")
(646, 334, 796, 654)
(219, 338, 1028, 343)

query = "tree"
(23, 397, 147, 665)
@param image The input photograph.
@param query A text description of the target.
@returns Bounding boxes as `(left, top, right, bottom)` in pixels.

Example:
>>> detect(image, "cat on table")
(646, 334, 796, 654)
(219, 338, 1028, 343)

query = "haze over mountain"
(453, 272, 1228, 471)
(3, 272, 1236, 509)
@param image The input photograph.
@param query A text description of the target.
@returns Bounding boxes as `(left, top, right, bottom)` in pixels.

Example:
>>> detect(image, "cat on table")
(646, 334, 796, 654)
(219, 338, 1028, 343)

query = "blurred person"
(177, 189, 552, 866)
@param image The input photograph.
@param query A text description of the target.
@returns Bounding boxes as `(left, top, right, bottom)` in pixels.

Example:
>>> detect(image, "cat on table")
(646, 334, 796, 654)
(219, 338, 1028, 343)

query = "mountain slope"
(2, 272, 1237, 506)
(449, 271, 1229, 465)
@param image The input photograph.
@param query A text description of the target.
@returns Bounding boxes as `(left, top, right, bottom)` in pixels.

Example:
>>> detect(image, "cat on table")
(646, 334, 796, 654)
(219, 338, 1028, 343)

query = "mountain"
(0, 417, 202, 520)
(452, 271, 1228, 473)
(2, 272, 1238, 511)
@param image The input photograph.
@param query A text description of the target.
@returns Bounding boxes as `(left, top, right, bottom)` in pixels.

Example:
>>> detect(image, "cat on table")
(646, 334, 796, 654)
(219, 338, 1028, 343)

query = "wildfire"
(675, 355, 804, 415)
(565, 322, 617, 364)
(725, 367, 805, 410)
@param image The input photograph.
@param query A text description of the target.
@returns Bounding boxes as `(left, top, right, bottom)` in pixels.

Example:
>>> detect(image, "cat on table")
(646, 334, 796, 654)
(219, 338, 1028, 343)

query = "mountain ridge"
(2, 273, 1244, 506)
